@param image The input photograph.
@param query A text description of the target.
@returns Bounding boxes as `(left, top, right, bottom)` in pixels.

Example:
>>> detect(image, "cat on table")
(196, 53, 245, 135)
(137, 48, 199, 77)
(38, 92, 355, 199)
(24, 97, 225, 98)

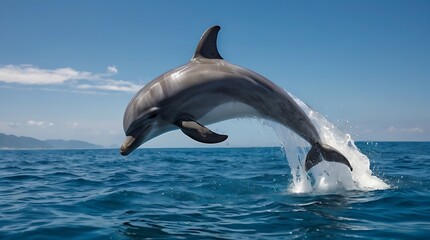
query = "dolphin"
(121, 26, 353, 172)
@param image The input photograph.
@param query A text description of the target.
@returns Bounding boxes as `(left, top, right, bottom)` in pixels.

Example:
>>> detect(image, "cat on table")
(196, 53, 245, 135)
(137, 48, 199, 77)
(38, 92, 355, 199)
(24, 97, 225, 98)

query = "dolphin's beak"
(120, 125, 152, 156)
(120, 136, 136, 156)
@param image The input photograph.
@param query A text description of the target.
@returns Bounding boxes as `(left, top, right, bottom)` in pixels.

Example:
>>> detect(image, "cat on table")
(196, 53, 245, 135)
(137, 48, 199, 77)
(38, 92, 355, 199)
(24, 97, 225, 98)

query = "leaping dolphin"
(121, 26, 353, 172)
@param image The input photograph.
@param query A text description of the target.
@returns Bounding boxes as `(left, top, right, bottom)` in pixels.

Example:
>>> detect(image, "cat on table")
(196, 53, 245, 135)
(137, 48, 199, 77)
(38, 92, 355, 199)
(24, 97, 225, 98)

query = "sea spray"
(266, 93, 389, 193)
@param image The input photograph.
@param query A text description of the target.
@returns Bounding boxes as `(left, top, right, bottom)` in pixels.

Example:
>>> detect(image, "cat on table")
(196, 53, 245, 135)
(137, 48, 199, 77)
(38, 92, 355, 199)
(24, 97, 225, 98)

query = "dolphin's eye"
(148, 112, 158, 119)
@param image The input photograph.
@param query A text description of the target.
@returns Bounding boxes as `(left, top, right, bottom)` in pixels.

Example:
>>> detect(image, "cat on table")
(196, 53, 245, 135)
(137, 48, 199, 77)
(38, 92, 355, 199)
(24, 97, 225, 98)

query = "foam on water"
(265, 93, 390, 194)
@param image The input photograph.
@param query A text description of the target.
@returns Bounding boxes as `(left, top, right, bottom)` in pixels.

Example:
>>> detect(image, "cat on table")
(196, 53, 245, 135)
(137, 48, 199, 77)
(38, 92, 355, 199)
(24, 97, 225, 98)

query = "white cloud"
(0, 65, 87, 85)
(27, 120, 44, 126)
(26, 120, 55, 128)
(107, 66, 118, 74)
(77, 79, 140, 93)
(388, 126, 424, 133)
(0, 64, 141, 93)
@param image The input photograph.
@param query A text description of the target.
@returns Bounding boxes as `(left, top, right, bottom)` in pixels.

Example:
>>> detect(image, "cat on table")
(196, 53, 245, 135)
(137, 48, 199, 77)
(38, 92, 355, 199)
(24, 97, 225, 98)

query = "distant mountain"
(44, 139, 103, 149)
(0, 133, 51, 149)
(0, 133, 103, 149)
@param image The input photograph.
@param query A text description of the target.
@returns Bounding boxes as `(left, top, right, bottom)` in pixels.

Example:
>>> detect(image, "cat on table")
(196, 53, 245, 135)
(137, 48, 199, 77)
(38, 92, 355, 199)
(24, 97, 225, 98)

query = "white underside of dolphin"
(121, 26, 353, 172)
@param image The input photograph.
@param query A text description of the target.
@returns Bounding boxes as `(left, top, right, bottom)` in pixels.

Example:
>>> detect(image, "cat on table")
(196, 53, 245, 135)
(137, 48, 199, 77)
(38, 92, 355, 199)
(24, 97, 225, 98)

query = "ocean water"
(0, 143, 429, 239)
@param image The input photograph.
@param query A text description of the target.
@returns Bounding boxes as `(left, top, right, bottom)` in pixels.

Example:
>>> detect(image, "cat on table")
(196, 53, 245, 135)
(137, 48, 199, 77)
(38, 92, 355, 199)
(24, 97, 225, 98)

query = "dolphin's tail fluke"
(305, 142, 353, 171)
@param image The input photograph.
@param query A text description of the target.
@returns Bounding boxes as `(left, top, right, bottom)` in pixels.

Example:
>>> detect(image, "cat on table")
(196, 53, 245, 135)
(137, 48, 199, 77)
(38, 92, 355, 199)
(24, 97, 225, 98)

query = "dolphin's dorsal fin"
(175, 119, 228, 144)
(193, 25, 223, 60)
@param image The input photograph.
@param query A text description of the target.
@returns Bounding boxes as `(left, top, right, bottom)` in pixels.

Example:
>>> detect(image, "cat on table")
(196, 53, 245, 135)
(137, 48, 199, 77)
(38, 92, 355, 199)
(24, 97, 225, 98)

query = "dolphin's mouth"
(120, 136, 136, 156)
(120, 125, 151, 156)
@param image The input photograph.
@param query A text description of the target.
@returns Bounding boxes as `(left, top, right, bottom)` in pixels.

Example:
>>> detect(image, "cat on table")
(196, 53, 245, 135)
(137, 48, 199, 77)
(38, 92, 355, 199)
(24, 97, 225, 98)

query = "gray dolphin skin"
(121, 26, 353, 172)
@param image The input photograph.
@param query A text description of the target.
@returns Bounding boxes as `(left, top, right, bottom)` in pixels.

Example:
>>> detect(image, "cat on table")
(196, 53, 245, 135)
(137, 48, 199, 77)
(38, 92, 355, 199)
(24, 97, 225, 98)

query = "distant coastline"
(1, 133, 428, 150)
(0, 133, 103, 150)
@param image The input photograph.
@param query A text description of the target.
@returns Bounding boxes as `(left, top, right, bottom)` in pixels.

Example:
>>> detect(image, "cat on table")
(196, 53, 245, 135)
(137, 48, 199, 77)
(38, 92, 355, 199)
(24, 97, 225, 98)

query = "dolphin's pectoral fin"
(176, 120, 228, 144)
(305, 143, 353, 171)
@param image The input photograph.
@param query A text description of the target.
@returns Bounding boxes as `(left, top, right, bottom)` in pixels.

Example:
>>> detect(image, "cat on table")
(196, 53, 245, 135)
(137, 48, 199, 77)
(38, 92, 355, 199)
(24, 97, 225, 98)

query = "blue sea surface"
(0, 142, 429, 239)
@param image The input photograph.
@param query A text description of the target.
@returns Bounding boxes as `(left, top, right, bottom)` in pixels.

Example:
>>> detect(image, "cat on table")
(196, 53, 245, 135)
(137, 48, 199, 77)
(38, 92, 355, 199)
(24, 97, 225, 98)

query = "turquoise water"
(1, 143, 429, 239)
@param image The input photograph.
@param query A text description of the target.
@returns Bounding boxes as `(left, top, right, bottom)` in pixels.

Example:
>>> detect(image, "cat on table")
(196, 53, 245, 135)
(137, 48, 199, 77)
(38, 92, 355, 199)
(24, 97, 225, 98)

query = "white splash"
(265, 94, 389, 194)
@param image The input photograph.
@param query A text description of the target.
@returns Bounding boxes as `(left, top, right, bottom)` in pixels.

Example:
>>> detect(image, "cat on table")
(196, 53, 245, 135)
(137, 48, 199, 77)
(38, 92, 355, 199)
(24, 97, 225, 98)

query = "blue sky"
(1, 1, 429, 147)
